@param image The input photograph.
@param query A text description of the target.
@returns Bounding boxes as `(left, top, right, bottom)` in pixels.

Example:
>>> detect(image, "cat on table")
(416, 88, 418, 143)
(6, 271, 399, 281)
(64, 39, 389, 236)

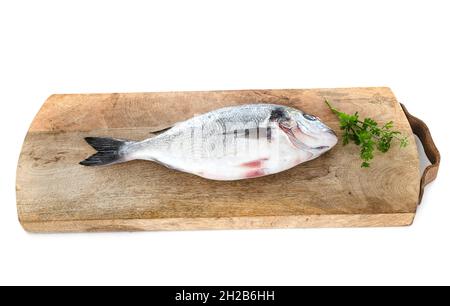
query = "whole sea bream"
(80, 104, 337, 180)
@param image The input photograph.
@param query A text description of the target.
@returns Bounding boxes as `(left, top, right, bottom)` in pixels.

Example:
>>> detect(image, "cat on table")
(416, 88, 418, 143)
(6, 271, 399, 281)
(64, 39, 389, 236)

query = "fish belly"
(146, 125, 311, 180)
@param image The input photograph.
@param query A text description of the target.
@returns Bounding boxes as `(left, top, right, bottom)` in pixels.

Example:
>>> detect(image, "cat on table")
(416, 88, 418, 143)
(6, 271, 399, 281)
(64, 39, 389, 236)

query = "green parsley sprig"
(325, 100, 408, 167)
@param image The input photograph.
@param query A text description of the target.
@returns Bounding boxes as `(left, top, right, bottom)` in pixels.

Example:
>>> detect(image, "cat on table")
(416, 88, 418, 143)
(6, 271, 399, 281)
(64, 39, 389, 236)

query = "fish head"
(272, 107, 338, 156)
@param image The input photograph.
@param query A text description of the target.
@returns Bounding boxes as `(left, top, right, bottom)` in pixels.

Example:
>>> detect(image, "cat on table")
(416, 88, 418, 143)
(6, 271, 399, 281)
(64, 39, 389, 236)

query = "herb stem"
(325, 99, 408, 167)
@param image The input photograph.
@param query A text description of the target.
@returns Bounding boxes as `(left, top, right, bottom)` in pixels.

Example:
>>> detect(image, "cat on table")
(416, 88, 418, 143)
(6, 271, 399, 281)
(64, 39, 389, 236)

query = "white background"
(0, 0, 449, 286)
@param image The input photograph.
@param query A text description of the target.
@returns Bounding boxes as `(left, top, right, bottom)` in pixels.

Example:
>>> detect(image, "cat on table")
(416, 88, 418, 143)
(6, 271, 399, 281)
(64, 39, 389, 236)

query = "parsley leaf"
(325, 100, 408, 167)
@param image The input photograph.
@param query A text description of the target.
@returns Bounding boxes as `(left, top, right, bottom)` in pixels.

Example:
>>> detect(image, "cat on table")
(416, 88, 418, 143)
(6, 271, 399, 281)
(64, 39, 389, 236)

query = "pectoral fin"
(278, 125, 310, 150)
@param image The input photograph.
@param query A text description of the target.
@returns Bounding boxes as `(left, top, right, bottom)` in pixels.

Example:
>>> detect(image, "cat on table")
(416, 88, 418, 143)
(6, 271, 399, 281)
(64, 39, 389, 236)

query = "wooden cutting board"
(16, 87, 426, 232)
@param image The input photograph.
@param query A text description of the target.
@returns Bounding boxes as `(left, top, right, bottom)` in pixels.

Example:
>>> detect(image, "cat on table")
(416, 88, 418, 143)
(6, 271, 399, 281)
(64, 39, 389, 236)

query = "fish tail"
(79, 137, 134, 166)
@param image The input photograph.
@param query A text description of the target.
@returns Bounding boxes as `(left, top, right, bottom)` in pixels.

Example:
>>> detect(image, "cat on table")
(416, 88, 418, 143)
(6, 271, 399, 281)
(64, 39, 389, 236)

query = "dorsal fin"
(150, 126, 172, 135)
(149, 123, 180, 135)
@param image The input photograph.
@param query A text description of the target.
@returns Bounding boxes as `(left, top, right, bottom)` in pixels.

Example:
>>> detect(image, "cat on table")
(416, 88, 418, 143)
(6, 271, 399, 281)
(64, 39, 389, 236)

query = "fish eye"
(303, 113, 317, 121)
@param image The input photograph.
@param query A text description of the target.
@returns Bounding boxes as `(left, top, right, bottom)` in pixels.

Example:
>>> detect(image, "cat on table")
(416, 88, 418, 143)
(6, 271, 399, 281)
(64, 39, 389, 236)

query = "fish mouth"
(327, 129, 337, 136)
(312, 145, 329, 150)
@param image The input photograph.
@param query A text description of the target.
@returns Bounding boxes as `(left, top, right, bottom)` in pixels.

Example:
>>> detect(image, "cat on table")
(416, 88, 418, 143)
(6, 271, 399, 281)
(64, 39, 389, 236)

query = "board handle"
(401, 104, 440, 204)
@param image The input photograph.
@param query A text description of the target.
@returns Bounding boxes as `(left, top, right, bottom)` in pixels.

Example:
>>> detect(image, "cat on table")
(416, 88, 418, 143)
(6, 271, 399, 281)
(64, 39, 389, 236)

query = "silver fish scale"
(149, 104, 278, 161)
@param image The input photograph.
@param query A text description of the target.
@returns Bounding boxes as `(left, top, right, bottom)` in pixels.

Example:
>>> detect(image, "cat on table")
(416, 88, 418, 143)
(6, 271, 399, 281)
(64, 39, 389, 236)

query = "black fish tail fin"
(80, 137, 133, 166)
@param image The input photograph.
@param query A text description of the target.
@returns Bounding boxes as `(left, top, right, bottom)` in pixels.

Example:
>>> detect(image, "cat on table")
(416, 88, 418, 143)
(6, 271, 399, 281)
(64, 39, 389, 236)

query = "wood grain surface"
(16, 87, 421, 232)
